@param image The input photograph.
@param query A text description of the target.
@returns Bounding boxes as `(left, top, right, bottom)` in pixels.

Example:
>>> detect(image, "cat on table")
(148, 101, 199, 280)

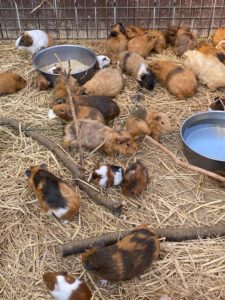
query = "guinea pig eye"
(161, 121, 165, 125)
(127, 143, 131, 147)
(60, 109, 65, 113)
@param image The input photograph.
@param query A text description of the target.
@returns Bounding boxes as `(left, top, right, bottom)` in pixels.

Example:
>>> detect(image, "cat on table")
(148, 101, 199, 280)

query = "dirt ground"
(0, 39, 225, 300)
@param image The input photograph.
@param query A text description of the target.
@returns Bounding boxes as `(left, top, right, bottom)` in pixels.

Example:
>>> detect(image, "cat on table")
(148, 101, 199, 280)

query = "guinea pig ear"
(153, 63, 160, 70)
(40, 163, 48, 169)
(154, 115, 161, 121)
(25, 169, 31, 177)
(109, 31, 118, 38)
(119, 23, 126, 34)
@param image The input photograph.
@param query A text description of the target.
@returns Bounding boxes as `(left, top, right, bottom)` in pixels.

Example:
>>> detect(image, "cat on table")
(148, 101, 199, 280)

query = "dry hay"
(0, 39, 225, 300)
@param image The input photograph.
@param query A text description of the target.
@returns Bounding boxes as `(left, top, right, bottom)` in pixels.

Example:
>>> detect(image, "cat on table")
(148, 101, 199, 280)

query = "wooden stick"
(62, 223, 225, 257)
(145, 135, 225, 184)
(0, 118, 123, 216)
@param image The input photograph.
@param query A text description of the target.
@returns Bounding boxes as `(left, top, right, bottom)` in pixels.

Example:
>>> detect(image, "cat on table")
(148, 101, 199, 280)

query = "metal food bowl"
(180, 111, 225, 171)
(33, 44, 97, 86)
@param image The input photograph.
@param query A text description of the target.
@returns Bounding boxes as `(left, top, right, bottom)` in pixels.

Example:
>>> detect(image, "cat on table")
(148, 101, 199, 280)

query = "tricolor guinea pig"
(15, 30, 54, 55)
(88, 165, 124, 187)
(25, 164, 80, 224)
(0, 73, 26, 96)
(82, 224, 160, 283)
(121, 161, 148, 196)
(43, 271, 92, 300)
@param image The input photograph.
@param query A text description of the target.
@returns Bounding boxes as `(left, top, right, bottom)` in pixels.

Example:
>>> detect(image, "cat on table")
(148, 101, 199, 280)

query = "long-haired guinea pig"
(80, 68, 125, 98)
(95, 55, 111, 69)
(212, 27, 225, 48)
(127, 31, 158, 57)
(62, 120, 137, 157)
(54, 75, 81, 99)
(15, 30, 54, 55)
(118, 51, 155, 90)
(52, 103, 105, 124)
(195, 40, 225, 64)
(125, 108, 171, 142)
(82, 224, 160, 282)
(209, 96, 225, 111)
(183, 50, 225, 91)
(0, 73, 26, 96)
(148, 30, 167, 53)
(148, 60, 197, 99)
(43, 271, 92, 300)
(125, 25, 146, 39)
(25, 164, 80, 224)
(106, 23, 128, 64)
(35, 73, 50, 91)
(51, 95, 120, 124)
(88, 165, 124, 187)
(121, 161, 148, 196)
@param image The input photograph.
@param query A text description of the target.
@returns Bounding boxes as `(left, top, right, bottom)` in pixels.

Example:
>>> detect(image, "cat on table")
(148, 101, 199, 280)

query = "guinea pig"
(0, 73, 26, 96)
(88, 165, 124, 187)
(15, 30, 54, 55)
(148, 30, 167, 53)
(148, 60, 197, 99)
(25, 164, 80, 224)
(52, 103, 105, 124)
(54, 75, 81, 99)
(195, 40, 225, 64)
(80, 68, 125, 98)
(212, 27, 225, 48)
(43, 271, 92, 300)
(121, 161, 148, 196)
(62, 120, 137, 157)
(125, 108, 171, 142)
(183, 50, 225, 91)
(209, 96, 225, 111)
(51, 95, 120, 124)
(118, 51, 155, 91)
(95, 55, 111, 69)
(106, 23, 128, 64)
(164, 26, 197, 55)
(125, 25, 146, 39)
(82, 224, 160, 282)
(35, 73, 50, 91)
(48, 65, 63, 74)
(127, 31, 158, 58)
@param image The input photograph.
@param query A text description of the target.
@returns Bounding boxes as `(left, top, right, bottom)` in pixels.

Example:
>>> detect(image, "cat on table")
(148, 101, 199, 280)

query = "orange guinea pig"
(121, 161, 148, 196)
(0, 73, 26, 96)
(212, 27, 225, 49)
(82, 224, 160, 283)
(54, 75, 81, 99)
(125, 25, 146, 39)
(148, 30, 167, 53)
(127, 31, 158, 57)
(25, 164, 80, 224)
(52, 103, 105, 124)
(43, 271, 92, 300)
(195, 40, 225, 64)
(35, 73, 50, 91)
(106, 23, 128, 64)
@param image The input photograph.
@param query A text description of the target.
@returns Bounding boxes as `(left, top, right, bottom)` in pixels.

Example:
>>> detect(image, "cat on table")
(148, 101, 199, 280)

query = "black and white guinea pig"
(95, 55, 111, 69)
(43, 271, 92, 300)
(88, 165, 124, 187)
(15, 30, 54, 55)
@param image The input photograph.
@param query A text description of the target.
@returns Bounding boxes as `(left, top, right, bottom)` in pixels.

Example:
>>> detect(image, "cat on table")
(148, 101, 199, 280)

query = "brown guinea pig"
(148, 30, 167, 53)
(106, 23, 128, 64)
(15, 30, 54, 55)
(82, 224, 160, 282)
(195, 40, 225, 64)
(209, 96, 225, 111)
(121, 161, 148, 196)
(126, 108, 171, 142)
(35, 73, 50, 91)
(88, 165, 124, 187)
(0, 73, 26, 96)
(25, 164, 80, 224)
(164, 25, 180, 44)
(62, 120, 137, 157)
(51, 95, 120, 124)
(52, 103, 105, 124)
(43, 271, 92, 300)
(148, 60, 197, 100)
(80, 68, 125, 98)
(125, 25, 146, 39)
(212, 27, 225, 48)
(127, 31, 158, 57)
(54, 75, 81, 99)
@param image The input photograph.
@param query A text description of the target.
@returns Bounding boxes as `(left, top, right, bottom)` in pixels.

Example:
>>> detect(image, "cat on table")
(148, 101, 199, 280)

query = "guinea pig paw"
(100, 279, 108, 287)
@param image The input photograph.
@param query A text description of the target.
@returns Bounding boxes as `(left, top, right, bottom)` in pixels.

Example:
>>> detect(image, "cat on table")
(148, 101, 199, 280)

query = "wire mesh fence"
(0, 0, 225, 39)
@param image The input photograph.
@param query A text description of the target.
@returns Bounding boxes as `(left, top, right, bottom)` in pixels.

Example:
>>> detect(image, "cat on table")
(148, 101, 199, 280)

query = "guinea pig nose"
(25, 169, 31, 177)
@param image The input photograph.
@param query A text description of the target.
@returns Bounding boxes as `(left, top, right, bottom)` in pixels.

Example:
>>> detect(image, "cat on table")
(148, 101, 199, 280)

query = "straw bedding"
(0, 39, 225, 300)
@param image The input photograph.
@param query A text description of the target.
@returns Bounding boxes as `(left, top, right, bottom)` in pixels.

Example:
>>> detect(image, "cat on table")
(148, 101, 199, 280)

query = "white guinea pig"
(88, 165, 124, 187)
(95, 55, 111, 69)
(15, 30, 54, 55)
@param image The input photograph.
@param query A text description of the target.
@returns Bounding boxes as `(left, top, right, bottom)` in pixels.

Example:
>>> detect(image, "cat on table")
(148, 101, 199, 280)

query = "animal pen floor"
(0, 39, 225, 300)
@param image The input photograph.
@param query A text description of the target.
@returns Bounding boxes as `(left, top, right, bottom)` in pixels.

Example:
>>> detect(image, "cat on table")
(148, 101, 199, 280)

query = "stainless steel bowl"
(33, 44, 97, 86)
(180, 111, 225, 171)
